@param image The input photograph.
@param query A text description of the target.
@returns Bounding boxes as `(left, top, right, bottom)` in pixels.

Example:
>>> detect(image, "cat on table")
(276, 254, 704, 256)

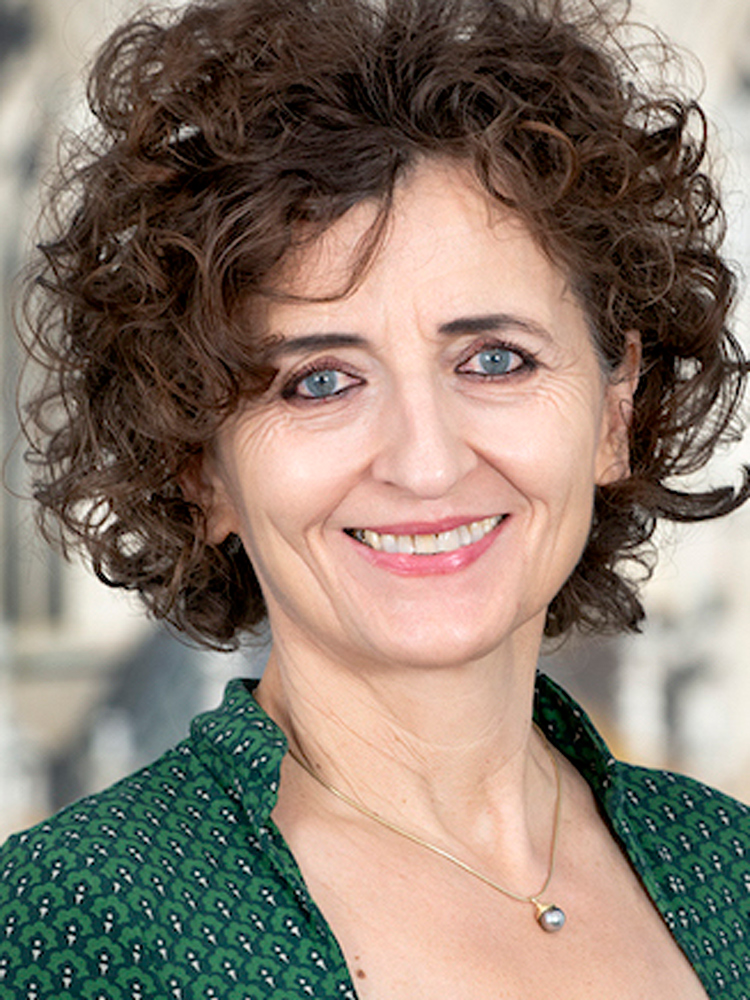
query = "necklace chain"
(287, 723, 566, 932)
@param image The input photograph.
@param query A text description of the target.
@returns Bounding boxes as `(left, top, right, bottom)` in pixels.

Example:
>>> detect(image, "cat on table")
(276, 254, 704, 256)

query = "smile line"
(346, 515, 506, 556)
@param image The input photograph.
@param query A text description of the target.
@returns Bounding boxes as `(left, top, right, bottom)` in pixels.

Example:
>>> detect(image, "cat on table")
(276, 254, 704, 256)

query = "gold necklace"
(287, 724, 566, 933)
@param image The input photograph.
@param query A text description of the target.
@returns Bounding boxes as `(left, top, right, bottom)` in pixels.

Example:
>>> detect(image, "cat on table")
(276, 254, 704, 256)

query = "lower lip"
(347, 520, 506, 577)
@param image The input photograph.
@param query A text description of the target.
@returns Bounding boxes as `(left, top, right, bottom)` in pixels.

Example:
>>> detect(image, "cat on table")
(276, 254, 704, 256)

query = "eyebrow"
(267, 332, 367, 359)
(437, 313, 552, 340)
(266, 313, 551, 358)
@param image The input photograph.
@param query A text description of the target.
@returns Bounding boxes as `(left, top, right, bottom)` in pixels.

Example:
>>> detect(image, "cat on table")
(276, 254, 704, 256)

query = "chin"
(345, 610, 539, 672)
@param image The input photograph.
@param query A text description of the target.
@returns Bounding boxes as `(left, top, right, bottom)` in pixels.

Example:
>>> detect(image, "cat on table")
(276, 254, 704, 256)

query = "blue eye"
(299, 369, 342, 398)
(476, 347, 515, 375)
(457, 342, 533, 379)
(282, 365, 362, 401)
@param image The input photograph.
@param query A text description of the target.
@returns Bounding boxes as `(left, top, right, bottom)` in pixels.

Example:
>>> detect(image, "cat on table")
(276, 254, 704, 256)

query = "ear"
(595, 331, 641, 486)
(181, 451, 242, 545)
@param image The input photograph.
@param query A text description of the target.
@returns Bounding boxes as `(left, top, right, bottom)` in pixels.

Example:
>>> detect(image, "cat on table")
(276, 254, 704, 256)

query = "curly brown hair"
(21, 0, 749, 647)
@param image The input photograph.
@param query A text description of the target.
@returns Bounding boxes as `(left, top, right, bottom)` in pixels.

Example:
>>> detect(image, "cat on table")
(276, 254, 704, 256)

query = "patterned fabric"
(0, 674, 748, 999)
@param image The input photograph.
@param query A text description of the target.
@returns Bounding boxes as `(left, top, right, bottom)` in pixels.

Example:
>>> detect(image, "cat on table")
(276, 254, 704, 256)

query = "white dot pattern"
(0, 675, 746, 998)
(534, 676, 750, 1000)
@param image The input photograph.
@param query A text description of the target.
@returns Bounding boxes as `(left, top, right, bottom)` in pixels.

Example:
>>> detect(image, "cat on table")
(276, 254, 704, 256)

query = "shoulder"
(1, 679, 282, 898)
(0, 719, 352, 999)
(538, 672, 749, 973)
(1, 738, 240, 876)
(613, 760, 750, 842)
(1, 738, 239, 907)
(0, 683, 342, 1000)
(608, 760, 749, 976)
(0, 740, 259, 996)
(536, 671, 749, 844)
(611, 763, 750, 899)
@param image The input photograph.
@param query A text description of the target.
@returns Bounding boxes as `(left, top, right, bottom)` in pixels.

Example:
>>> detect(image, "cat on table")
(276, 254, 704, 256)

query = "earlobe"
(595, 331, 641, 486)
(181, 451, 241, 544)
(206, 491, 242, 545)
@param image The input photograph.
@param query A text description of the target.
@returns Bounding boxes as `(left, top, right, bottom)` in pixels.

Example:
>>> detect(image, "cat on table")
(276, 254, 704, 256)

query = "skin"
(203, 160, 706, 998)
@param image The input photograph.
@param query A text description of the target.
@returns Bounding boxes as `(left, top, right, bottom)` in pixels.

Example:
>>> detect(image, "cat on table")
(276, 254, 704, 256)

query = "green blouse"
(1, 674, 748, 999)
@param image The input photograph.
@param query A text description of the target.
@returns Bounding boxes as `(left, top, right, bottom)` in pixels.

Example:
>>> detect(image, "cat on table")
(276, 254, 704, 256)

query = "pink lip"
(345, 518, 507, 577)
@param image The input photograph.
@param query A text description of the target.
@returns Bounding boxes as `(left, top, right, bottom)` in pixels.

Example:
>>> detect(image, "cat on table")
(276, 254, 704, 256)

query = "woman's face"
(207, 159, 636, 670)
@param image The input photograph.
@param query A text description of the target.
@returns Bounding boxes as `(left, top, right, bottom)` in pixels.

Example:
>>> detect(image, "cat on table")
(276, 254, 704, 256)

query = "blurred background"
(1, 0, 749, 843)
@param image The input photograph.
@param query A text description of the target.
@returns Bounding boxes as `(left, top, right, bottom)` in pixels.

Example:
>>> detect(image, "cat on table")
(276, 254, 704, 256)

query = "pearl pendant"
(535, 903, 566, 932)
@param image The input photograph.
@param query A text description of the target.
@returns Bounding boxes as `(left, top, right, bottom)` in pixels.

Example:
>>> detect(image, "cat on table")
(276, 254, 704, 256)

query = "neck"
(254, 615, 553, 865)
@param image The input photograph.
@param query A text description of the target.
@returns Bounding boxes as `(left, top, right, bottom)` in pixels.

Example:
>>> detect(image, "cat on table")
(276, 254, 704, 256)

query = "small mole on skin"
(356, 969, 367, 980)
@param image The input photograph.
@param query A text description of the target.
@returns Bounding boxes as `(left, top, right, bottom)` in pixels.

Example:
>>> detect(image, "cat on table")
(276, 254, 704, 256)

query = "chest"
(307, 841, 710, 1000)
(276, 799, 713, 1000)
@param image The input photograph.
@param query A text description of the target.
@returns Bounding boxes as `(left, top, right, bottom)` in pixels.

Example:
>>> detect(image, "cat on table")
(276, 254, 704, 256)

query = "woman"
(2, 0, 748, 997)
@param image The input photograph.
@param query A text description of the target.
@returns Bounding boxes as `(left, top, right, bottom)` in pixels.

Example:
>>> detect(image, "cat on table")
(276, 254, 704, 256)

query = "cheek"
(474, 393, 604, 498)
(224, 419, 369, 548)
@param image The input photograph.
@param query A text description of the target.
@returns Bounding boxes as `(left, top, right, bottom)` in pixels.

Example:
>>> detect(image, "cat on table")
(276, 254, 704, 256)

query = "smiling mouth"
(346, 515, 506, 556)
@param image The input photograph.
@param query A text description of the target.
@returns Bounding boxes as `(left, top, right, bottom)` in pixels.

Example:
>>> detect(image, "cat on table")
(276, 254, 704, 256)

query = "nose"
(370, 377, 476, 498)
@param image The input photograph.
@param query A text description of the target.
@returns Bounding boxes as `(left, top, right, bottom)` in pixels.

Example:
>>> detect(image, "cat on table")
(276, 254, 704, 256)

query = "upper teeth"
(349, 515, 504, 556)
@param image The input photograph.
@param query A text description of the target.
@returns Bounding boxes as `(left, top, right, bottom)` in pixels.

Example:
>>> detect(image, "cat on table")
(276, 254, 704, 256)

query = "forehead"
(261, 158, 585, 345)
